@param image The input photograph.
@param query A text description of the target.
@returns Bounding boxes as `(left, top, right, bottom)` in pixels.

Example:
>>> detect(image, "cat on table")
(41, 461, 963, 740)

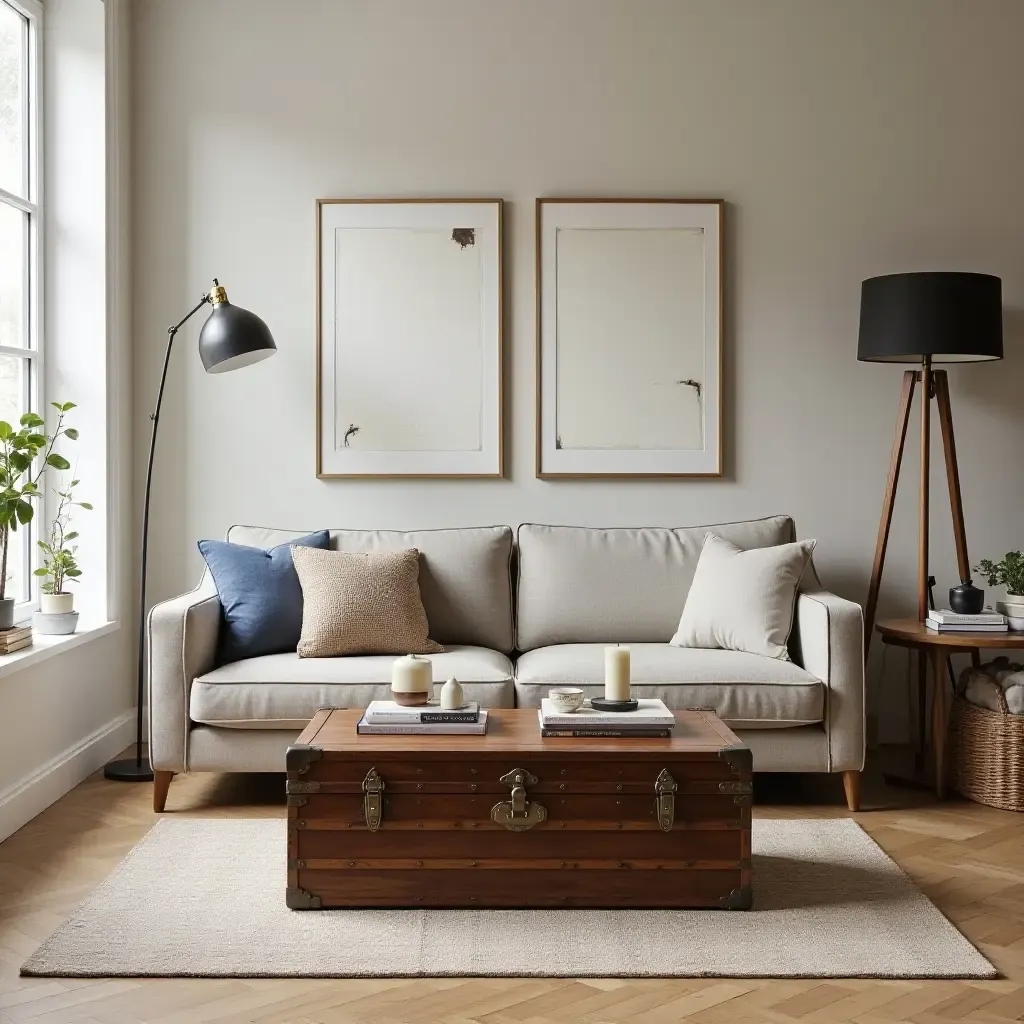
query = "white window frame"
(0, 0, 43, 620)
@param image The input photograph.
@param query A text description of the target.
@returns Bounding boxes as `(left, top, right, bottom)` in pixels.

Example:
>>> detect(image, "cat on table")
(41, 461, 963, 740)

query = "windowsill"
(0, 619, 119, 681)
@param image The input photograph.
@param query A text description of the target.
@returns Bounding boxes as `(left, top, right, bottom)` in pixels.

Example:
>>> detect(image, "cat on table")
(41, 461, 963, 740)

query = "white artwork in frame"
(317, 199, 503, 477)
(536, 199, 723, 477)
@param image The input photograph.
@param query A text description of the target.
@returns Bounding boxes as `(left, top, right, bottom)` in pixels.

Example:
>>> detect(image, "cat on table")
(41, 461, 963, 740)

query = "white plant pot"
(33, 610, 78, 635)
(998, 595, 1024, 631)
(41, 592, 74, 615)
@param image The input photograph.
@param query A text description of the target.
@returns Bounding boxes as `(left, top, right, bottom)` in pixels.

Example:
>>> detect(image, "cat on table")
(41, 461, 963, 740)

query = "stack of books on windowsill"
(925, 609, 1008, 633)
(0, 624, 33, 655)
(538, 698, 676, 738)
(356, 700, 488, 735)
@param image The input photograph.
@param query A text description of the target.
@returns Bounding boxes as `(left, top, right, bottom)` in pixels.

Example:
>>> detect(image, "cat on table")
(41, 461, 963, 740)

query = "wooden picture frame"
(316, 198, 503, 478)
(536, 198, 723, 478)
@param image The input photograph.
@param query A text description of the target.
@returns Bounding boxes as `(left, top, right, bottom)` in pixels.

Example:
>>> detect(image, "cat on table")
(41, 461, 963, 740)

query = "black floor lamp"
(104, 280, 277, 782)
(859, 271, 1003, 655)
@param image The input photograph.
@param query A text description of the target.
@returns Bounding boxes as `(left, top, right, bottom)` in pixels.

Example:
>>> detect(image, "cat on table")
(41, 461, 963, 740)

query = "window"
(0, 0, 40, 610)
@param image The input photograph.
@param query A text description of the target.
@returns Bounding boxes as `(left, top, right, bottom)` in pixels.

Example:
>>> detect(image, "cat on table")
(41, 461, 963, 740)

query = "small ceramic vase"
(440, 677, 465, 710)
(949, 579, 985, 615)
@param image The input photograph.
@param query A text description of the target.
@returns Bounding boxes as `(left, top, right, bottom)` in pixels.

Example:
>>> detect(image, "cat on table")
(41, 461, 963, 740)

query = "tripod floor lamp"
(859, 272, 1003, 656)
(104, 280, 276, 782)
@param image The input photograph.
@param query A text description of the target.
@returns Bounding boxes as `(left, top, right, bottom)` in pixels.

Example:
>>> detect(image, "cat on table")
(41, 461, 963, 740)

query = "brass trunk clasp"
(363, 767, 384, 831)
(655, 768, 677, 832)
(491, 768, 547, 832)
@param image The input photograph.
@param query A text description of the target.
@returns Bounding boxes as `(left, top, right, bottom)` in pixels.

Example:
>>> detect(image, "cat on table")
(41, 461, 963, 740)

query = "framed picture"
(317, 198, 503, 478)
(536, 198, 723, 478)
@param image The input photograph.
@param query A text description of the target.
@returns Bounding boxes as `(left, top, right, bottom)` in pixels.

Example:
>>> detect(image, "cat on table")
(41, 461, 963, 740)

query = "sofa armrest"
(791, 588, 865, 772)
(148, 585, 221, 772)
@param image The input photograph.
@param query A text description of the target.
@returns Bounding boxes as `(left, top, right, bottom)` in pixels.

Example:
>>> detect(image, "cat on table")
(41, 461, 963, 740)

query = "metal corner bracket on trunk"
(286, 744, 323, 774)
(286, 886, 322, 910)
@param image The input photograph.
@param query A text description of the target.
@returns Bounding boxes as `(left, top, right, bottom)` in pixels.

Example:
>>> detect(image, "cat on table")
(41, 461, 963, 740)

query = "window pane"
(0, 1, 25, 197)
(0, 201, 24, 347)
(0, 352, 29, 604)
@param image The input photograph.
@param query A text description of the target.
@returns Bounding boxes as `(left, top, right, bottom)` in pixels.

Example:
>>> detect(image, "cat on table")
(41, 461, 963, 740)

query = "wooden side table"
(876, 618, 1024, 798)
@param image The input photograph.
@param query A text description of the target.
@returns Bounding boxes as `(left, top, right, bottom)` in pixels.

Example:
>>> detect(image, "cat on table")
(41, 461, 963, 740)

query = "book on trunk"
(356, 709, 489, 735)
(363, 699, 480, 725)
(540, 725, 673, 738)
(539, 697, 676, 731)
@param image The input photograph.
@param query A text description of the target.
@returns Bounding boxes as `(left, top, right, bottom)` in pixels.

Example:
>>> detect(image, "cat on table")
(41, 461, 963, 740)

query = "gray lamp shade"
(857, 272, 1003, 364)
(198, 300, 277, 373)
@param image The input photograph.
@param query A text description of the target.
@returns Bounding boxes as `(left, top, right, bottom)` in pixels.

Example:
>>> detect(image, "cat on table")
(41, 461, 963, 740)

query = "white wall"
(131, 0, 1024, 743)
(0, 0, 134, 842)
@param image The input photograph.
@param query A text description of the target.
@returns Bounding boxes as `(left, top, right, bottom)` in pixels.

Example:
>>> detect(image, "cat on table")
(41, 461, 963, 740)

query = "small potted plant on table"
(975, 551, 1024, 630)
(34, 477, 91, 634)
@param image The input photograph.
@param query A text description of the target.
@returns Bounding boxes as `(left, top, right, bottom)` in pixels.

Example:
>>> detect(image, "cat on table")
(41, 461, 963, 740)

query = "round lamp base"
(103, 758, 154, 783)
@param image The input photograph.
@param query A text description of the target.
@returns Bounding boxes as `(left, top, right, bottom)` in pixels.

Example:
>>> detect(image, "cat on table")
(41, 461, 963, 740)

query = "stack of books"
(356, 700, 488, 735)
(0, 624, 33, 655)
(538, 698, 676, 738)
(925, 608, 1008, 633)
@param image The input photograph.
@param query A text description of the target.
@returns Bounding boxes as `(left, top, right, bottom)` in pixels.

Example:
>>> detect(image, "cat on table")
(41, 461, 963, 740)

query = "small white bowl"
(547, 686, 585, 713)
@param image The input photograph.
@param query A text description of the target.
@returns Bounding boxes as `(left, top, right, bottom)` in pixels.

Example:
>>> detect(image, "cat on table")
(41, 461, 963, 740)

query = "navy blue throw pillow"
(198, 531, 330, 664)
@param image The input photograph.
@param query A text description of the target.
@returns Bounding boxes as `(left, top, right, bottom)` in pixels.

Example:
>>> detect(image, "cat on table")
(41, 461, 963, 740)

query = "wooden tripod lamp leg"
(934, 370, 971, 581)
(918, 356, 932, 622)
(864, 370, 918, 655)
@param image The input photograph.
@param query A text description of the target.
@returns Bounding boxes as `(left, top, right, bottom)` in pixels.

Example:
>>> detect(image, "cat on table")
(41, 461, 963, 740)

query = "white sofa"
(148, 516, 865, 811)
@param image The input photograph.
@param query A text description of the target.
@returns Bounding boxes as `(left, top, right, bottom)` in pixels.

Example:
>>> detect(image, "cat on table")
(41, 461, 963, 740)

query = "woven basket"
(949, 666, 1024, 812)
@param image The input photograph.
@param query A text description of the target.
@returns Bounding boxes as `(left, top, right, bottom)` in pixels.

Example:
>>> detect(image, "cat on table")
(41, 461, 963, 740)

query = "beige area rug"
(22, 818, 994, 979)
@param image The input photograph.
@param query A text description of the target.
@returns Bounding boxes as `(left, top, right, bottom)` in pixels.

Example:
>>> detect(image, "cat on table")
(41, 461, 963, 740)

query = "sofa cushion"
(190, 646, 514, 728)
(198, 530, 330, 664)
(292, 547, 443, 657)
(515, 517, 795, 650)
(671, 534, 816, 660)
(226, 525, 514, 653)
(514, 643, 823, 729)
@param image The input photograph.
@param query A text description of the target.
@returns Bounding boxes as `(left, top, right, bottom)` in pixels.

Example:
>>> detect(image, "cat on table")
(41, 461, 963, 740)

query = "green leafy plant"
(0, 402, 79, 602)
(34, 477, 92, 595)
(974, 552, 1024, 597)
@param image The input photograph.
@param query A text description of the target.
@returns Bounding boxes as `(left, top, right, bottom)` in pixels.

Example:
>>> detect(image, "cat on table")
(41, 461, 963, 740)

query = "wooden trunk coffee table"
(286, 708, 752, 910)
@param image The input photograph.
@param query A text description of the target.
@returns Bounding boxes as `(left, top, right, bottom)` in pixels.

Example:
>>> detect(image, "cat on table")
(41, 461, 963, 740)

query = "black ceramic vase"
(949, 579, 985, 615)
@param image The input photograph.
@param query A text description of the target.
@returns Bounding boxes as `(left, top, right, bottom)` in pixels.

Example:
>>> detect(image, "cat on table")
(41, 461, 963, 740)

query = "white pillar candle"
(605, 645, 631, 702)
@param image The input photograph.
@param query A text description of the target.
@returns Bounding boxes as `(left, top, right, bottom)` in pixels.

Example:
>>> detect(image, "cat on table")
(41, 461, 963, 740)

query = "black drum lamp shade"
(858, 272, 1003, 364)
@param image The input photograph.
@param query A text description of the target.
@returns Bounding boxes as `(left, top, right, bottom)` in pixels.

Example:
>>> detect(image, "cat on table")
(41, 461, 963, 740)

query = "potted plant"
(34, 477, 91, 628)
(0, 402, 79, 628)
(975, 551, 1024, 629)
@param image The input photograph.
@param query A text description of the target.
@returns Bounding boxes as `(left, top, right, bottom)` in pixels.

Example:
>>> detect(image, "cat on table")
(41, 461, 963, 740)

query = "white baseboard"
(0, 709, 137, 843)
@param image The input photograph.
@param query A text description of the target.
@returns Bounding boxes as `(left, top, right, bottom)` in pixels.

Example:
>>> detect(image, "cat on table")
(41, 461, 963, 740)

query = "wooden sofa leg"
(153, 771, 174, 813)
(842, 769, 861, 812)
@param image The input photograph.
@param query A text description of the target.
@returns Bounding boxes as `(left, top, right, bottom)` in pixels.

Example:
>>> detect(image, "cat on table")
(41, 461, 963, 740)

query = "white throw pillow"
(670, 533, 817, 660)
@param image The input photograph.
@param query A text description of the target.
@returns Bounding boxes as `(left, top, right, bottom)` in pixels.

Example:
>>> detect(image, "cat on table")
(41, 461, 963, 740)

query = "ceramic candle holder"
(391, 653, 433, 706)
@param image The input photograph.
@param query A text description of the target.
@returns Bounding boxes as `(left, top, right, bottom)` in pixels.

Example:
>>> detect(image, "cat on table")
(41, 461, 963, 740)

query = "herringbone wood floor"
(2, 753, 1023, 1024)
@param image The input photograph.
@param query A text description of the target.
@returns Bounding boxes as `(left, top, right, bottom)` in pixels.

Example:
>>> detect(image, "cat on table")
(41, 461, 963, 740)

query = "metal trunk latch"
(655, 768, 677, 832)
(491, 768, 547, 832)
(363, 767, 384, 831)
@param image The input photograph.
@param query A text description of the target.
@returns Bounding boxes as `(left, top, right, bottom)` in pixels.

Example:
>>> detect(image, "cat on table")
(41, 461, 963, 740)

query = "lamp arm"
(132, 293, 211, 771)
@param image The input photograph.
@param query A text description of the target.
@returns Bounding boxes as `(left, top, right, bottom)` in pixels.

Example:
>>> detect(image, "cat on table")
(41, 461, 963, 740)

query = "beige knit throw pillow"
(292, 546, 443, 657)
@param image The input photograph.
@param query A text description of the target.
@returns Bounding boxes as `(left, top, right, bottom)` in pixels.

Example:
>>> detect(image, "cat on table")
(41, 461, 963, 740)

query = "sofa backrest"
(515, 517, 796, 650)
(225, 525, 514, 653)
